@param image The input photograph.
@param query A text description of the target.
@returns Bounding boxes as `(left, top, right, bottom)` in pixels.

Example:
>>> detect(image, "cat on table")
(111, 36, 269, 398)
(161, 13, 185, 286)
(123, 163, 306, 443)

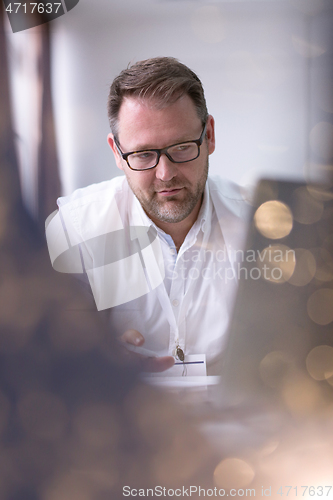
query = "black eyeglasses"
(114, 123, 207, 171)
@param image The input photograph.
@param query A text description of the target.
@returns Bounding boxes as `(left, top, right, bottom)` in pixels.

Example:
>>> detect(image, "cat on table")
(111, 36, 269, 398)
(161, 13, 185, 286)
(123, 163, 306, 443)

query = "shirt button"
(172, 299, 179, 307)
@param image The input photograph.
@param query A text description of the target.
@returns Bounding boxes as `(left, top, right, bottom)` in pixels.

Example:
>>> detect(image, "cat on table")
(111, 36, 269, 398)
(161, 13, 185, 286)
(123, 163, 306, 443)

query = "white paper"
(145, 354, 207, 378)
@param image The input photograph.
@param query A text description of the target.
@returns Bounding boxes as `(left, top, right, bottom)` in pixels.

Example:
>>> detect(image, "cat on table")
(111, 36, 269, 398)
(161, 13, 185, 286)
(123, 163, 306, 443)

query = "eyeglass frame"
(113, 122, 208, 171)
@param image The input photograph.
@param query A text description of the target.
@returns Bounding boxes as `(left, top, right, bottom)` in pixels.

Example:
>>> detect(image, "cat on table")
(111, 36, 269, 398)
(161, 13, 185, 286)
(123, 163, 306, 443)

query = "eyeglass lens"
(128, 142, 199, 170)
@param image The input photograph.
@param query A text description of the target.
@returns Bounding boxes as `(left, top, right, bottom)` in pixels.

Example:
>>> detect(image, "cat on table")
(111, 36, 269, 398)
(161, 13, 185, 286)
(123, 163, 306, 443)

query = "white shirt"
(46, 175, 248, 374)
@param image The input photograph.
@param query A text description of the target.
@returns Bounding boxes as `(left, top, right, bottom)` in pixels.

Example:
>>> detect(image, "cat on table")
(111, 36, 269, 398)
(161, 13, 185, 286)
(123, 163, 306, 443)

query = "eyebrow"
(124, 131, 201, 153)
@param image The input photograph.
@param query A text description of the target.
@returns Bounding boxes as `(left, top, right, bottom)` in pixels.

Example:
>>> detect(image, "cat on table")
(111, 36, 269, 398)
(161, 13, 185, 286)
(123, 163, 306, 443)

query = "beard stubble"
(126, 159, 209, 224)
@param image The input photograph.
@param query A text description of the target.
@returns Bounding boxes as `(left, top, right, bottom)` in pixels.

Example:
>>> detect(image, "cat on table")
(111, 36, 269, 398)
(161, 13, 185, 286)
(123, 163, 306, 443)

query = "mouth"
(156, 188, 183, 197)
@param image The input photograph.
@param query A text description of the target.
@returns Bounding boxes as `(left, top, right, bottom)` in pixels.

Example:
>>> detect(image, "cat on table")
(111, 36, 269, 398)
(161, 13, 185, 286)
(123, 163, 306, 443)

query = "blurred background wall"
(4, 0, 333, 212)
(1, 5, 333, 496)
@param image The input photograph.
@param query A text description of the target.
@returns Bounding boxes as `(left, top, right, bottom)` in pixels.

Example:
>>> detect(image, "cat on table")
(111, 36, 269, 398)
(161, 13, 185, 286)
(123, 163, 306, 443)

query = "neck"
(148, 195, 203, 251)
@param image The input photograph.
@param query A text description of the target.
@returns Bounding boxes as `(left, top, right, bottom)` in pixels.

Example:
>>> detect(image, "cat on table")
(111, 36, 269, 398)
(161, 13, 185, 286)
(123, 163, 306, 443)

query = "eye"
(175, 144, 191, 152)
(135, 151, 155, 160)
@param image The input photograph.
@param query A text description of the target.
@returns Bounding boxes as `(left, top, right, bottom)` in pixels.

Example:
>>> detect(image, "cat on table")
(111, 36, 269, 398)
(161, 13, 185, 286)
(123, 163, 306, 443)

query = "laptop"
(215, 178, 333, 413)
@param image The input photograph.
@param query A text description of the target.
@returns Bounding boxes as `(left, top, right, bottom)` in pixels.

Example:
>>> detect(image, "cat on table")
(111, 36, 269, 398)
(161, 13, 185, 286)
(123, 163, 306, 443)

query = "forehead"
(117, 95, 202, 149)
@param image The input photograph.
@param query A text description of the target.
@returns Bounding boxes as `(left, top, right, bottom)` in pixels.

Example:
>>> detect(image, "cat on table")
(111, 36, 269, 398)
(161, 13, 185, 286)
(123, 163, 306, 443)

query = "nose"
(155, 154, 177, 182)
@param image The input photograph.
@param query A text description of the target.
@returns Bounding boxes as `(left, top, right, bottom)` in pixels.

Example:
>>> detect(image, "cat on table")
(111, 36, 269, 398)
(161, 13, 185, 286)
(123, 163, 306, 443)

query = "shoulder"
(208, 175, 249, 219)
(208, 175, 242, 197)
(207, 176, 251, 252)
(57, 175, 127, 208)
(56, 176, 129, 241)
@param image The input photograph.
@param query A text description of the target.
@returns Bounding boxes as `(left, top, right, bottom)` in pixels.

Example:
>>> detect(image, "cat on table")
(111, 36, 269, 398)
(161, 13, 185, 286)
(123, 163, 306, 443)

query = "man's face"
(107, 95, 215, 225)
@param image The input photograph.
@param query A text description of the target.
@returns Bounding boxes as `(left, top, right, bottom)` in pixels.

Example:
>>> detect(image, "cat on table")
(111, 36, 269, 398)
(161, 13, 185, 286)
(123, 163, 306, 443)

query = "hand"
(119, 329, 175, 373)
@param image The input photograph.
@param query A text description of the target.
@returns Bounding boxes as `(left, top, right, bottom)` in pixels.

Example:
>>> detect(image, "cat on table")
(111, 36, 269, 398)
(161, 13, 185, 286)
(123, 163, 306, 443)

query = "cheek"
(127, 170, 155, 193)
(183, 161, 206, 184)
(140, 177, 156, 193)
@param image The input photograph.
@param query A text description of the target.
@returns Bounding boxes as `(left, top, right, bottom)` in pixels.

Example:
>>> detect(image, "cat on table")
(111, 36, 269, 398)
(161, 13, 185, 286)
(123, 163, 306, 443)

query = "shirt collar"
(192, 180, 211, 235)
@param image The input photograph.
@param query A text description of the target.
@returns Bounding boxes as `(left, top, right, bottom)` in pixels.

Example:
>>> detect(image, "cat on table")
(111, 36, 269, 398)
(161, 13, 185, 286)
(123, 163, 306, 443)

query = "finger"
(120, 329, 144, 346)
(141, 356, 175, 373)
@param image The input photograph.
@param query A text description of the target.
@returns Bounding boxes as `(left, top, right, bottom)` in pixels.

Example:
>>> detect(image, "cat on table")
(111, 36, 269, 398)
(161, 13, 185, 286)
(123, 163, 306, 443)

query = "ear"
(107, 133, 124, 171)
(206, 114, 215, 155)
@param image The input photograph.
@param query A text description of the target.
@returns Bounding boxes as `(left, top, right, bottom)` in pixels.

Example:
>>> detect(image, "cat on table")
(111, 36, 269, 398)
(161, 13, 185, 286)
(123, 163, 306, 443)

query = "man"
(47, 57, 247, 374)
